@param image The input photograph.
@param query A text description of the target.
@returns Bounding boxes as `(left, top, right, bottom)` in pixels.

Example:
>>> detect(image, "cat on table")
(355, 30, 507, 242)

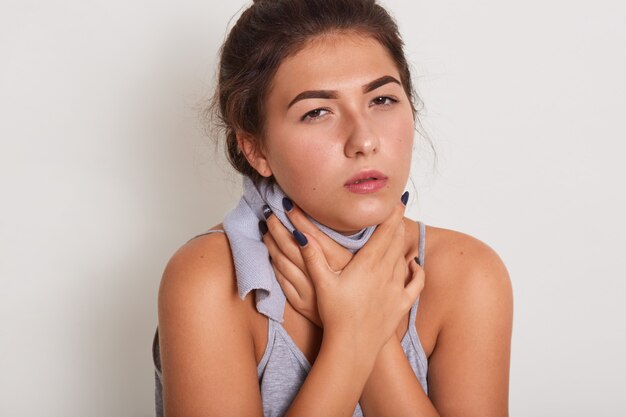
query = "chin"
(318, 204, 394, 234)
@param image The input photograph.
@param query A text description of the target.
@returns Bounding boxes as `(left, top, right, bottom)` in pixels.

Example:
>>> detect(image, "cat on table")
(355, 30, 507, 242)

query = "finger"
(403, 258, 425, 310)
(283, 198, 352, 271)
(292, 230, 335, 290)
(390, 253, 408, 284)
(273, 262, 322, 328)
(355, 199, 406, 262)
(268, 242, 316, 301)
(383, 218, 406, 265)
(262, 227, 284, 267)
(272, 264, 302, 304)
(263, 206, 307, 272)
(263, 229, 313, 294)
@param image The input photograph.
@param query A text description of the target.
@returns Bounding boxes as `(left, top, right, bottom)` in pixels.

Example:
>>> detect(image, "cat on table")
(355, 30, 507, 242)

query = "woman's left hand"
(260, 199, 353, 328)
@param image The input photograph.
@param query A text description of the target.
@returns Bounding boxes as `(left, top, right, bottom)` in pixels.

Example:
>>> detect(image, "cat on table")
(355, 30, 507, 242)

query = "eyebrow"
(287, 75, 402, 109)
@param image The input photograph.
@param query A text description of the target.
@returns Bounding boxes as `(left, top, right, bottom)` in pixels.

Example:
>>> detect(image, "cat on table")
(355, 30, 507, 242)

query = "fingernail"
(282, 197, 293, 212)
(258, 220, 268, 236)
(414, 256, 421, 266)
(262, 204, 273, 219)
(292, 229, 308, 247)
(401, 191, 409, 206)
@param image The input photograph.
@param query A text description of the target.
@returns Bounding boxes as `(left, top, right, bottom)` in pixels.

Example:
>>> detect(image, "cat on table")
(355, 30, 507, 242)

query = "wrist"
(321, 330, 379, 373)
(373, 335, 402, 369)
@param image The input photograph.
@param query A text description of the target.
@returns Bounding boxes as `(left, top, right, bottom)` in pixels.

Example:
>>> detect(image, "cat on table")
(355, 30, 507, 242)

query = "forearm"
(359, 337, 440, 417)
(284, 334, 378, 417)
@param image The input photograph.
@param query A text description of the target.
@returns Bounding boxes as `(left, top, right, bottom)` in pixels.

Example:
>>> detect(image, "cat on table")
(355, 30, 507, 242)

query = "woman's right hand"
(262, 201, 354, 327)
(293, 201, 425, 351)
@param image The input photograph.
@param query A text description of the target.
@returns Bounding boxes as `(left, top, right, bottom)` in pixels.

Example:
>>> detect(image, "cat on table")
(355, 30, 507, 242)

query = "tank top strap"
(417, 220, 426, 268)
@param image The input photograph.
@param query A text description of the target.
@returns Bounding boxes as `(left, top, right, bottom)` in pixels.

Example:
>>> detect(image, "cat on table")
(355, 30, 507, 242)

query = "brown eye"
(371, 96, 398, 106)
(301, 108, 329, 122)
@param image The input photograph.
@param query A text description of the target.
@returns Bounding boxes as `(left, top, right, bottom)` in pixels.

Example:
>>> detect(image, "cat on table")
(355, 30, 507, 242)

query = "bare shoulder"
(158, 228, 251, 348)
(159, 227, 240, 315)
(422, 224, 513, 329)
(157, 227, 263, 415)
(419, 225, 513, 415)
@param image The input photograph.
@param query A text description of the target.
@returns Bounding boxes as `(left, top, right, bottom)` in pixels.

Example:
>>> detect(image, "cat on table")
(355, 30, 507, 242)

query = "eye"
(371, 96, 399, 107)
(300, 108, 330, 122)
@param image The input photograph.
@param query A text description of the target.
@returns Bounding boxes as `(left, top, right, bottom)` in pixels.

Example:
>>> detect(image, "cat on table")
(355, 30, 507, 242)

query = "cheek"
(399, 112, 416, 152)
(267, 130, 338, 185)
(396, 107, 416, 141)
(267, 146, 343, 222)
(381, 112, 415, 161)
(268, 146, 328, 196)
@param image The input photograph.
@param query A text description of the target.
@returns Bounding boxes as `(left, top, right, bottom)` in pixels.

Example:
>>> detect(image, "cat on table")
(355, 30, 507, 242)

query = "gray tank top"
(153, 222, 428, 417)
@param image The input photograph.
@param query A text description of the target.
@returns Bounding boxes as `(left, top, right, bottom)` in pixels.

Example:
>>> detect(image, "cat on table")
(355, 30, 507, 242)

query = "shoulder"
(157, 228, 265, 414)
(417, 225, 513, 413)
(423, 224, 513, 324)
(424, 225, 511, 291)
(158, 227, 245, 323)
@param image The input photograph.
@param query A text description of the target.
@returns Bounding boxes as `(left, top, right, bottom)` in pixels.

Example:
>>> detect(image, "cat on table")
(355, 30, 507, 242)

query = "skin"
(158, 32, 513, 416)
(239, 34, 415, 233)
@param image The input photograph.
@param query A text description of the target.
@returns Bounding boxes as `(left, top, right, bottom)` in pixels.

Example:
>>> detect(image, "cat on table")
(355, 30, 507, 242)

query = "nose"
(343, 113, 380, 158)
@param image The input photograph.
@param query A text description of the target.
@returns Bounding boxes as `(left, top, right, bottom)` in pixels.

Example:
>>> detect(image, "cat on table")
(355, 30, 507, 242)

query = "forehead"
(268, 33, 401, 99)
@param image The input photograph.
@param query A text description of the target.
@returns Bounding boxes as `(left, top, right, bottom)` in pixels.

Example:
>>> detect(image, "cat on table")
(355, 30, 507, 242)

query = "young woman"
(154, 0, 513, 416)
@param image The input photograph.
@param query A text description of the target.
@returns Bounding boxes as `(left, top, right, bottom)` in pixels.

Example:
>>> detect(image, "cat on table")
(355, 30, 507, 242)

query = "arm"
(265, 208, 512, 416)
(158, 233, 263, 417)
(160, 203, 421, 417)
(264, 208, 438, 416)
(425, 235, 513, 416)
(282, 202, 424, 416)
(360, 237, 512, 417)
(360, 335, 439, 416)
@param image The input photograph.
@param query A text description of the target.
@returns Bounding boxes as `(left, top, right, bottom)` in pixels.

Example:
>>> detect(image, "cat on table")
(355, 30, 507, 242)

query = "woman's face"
(256, 34, 415, 233)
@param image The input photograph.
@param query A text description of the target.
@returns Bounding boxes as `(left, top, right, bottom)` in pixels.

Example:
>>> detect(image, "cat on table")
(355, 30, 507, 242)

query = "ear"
(236, 132, 273, 178)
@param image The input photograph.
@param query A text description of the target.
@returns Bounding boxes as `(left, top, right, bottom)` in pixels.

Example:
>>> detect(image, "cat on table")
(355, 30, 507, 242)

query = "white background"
(1, 0, 625, 416)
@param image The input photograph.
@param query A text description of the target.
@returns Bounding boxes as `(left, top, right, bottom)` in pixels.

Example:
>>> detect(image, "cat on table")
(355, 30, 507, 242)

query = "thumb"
(292, 229, 334, 290)
(404, 258, 425, 308)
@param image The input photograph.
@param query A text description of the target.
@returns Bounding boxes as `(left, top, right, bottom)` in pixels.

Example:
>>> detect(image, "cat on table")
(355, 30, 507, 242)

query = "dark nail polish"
(401, 191, 409, 206)
(282, 197, 293, 212)
(262, 204, 273, 219)
(258, 220, 268, 236)
(292, 229, 308, 247)
(414, 256, 421, 266)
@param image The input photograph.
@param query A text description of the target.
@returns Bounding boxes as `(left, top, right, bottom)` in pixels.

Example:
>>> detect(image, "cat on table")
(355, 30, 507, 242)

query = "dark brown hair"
(212, 0, 425, 185)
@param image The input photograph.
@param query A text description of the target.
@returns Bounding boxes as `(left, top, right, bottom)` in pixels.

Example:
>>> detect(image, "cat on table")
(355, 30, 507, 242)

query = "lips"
(343, 170, 389, 194)
(344, 170, 388, 186)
